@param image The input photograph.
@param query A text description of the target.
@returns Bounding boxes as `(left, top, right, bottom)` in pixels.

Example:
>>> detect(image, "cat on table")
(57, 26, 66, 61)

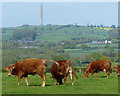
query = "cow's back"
(117, 66, 120, 71)
(90, 60, 111, 71)
(51, 60, 70, 78)
(51, 63, 59, 74)
(116, 66, 120, 73)
(51, 60, 66, 75)
(15, 58, 44, 73)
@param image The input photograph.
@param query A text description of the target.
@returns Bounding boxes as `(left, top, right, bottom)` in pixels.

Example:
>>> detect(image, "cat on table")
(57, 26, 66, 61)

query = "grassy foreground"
(2, 72, 118, 94)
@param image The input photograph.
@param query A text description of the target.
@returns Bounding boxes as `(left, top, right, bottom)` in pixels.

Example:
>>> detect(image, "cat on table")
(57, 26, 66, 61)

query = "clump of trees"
(87, 24, 117, 28)
(80, 48, 118, 64)
(51, 53, 70, 61)
(13, 29, 38, 41)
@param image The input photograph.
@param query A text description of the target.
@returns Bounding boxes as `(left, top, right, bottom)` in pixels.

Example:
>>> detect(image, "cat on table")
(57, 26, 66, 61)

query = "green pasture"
(64, 43, 118, 57)
(64, 49, 82, 52)
(35, 26, 108, 43)
(2, 25, 109, 42)
(2, 72, 118, 94)
(64, 48, 103, 57)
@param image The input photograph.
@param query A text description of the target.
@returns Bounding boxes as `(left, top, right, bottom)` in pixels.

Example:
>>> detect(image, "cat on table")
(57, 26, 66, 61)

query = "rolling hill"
(1, 25, 118, 67)
(1, 25, 110, 43)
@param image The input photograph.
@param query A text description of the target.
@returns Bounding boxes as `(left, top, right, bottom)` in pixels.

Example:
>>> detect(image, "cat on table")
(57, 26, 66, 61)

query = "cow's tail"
(68, 64, 78, 79)
(73, 69, 78, 79)
(109, 60, 112, 73)
(44, 60, 59, 67)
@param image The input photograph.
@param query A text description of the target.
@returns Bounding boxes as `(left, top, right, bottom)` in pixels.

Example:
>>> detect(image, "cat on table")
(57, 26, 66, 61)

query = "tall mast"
(40, 4, 43, 25)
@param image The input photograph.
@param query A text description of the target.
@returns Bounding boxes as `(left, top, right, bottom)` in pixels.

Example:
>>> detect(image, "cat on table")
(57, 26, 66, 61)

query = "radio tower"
(40, 4, 43, 25)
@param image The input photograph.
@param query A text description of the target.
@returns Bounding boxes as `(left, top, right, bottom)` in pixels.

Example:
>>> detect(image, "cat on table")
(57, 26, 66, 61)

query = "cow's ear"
(4, 67, 8, 70)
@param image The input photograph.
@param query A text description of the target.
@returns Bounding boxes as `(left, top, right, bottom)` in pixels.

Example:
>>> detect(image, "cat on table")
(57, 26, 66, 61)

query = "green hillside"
(1, 25, 109, 42)
(1, 25, 118, 67)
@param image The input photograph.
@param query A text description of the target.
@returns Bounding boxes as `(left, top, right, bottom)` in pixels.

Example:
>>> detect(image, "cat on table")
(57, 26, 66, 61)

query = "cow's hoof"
(41, 85, 45, 87)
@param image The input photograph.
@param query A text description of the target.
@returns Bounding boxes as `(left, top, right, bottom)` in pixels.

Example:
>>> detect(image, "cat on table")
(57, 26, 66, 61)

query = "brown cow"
(84, 60, 112, 78)
(4, 58, 59, 86)
(113, 65, 120, 76)
(50, 60, 78, 85)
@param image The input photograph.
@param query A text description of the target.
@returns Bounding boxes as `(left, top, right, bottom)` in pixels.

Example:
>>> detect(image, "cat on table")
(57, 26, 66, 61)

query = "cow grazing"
(84, 60, 112, 78)
(4, 58, 59, 87)
(50, 60, 78, 85)
(113, 65, 120, 76)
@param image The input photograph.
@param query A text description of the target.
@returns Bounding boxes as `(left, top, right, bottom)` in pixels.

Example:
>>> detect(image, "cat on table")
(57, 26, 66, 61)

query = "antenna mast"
(40, 4, 43, 25)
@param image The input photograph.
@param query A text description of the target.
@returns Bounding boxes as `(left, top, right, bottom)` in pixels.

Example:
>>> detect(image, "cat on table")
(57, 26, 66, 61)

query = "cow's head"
(4, 65, 16, 76)
(84, 63, 91, 78)
(113, 67, 120, 76)
(84, 70, 89, 78)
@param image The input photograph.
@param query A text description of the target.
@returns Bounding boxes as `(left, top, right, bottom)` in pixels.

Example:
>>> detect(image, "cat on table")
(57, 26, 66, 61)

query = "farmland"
(1, 25, 119, 95)
(1, 25, 110, 42)
(2, 72, 118, 94)
(1, 25, 119, 67)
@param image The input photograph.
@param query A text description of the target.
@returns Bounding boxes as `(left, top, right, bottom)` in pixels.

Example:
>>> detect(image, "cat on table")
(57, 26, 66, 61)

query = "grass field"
(2, 72, 118, 94)
(1, 25, 109, 42)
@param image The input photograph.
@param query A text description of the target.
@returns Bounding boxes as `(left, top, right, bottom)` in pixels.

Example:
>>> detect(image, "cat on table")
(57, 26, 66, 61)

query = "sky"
(1, 2, 118, 27)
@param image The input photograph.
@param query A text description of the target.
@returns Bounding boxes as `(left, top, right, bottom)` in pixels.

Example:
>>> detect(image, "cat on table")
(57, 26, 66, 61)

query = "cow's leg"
(17, 77, 21, 85)
(57, 78, 63, 85)
(63, 76, 67, 85)
(104, 69, 110, 78)
(90, 72, 94, 78)
(24, 76, 29, 86)
(39, 73, 46, 87)
(53, 78, 56, 85)
(106, 71, 110, 78)
(69, 73, 74, 85)
(37, 65, 46, 87)
(17, 73, 23, 85)
(96, 72, 98, 78)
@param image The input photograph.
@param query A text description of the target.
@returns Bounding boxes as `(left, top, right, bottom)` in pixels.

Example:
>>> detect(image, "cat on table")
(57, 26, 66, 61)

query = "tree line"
(13, 29, 38, 41)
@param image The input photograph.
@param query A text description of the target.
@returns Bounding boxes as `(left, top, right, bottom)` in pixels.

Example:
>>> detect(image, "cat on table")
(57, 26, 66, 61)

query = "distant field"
(64, 49, 82, 52)
(1, 25, 119, 95)
(65, 43, 118, 57)
(2, 72, 118, 94)
(35, 26, 109, 43)
(1, 25, 109, 42)
(94, 27, 113, 30)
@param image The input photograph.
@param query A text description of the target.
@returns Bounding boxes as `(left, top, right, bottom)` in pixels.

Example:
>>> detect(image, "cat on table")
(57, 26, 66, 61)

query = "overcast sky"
(1, 2, 118, 27)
